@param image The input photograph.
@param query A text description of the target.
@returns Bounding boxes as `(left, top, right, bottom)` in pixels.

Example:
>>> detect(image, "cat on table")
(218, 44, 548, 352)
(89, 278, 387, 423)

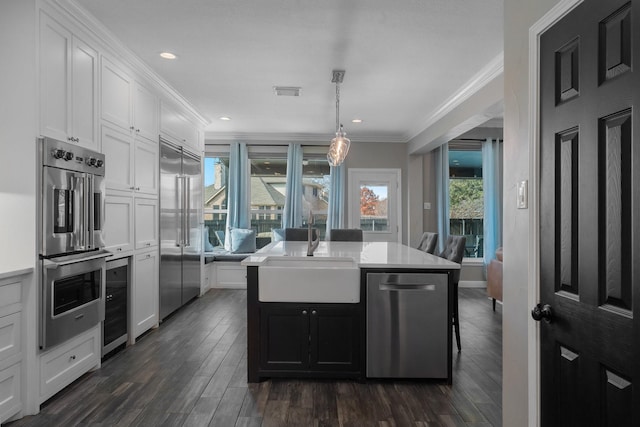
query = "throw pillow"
(203, 227, 215, 252)
(230, 228, 256, 253)
(272, 228, 285, 242)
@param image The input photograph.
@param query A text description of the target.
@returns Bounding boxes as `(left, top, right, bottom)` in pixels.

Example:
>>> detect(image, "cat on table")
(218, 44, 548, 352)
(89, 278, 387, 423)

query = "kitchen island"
(241, 241, 460, 383)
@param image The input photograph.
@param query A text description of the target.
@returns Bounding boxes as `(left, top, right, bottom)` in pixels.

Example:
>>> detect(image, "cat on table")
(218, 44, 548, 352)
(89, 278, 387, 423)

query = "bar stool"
(438, 235, 466, 352)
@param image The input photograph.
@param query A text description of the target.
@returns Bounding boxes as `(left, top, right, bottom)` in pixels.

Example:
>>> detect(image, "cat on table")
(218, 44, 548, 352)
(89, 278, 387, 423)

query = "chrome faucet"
(307, 210, 319, 256)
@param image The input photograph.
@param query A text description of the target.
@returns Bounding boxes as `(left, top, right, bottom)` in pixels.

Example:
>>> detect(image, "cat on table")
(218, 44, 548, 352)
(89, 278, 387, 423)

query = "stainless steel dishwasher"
(366, 272, 448, 378)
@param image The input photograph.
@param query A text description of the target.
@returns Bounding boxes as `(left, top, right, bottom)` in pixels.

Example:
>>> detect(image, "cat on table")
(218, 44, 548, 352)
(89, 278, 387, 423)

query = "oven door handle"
(86, 174, 94, 250)
(72, 174, 84, 251)
(42, 250, 112, 269)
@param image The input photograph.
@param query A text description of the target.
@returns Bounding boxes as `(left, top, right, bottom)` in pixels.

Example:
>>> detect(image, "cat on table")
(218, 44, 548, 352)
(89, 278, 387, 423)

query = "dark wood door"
(309, 306, 361, 372)
(259, 305, 310, 371)
(539, 0, 639, 425)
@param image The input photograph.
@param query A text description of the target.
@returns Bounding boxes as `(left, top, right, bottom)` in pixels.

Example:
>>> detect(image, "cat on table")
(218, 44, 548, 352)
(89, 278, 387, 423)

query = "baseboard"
(211, 283, 247, 290)
(459, 280, 486, 289)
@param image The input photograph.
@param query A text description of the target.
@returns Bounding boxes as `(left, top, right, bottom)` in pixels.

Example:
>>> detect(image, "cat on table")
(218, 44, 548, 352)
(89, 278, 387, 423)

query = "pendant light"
(327, 70, 351, 167)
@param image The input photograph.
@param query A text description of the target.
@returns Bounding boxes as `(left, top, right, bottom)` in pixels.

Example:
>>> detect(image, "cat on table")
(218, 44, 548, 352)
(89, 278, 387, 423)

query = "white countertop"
(0, 266, 34, 280)
(241, 241, 460, 270)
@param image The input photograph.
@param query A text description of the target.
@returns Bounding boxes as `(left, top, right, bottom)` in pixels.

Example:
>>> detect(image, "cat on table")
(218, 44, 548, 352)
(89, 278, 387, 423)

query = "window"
(249, 152, 286, 249)
(203, 144, 334, 249)
(449, 142, 483, 258)
(359, 184, 389, 232)
(302, 152, 330, 240)
(203, 153, 229, 248)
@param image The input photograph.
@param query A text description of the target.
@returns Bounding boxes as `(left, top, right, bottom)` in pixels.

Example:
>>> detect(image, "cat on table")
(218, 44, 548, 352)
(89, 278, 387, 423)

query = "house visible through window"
(203, 154, 229, 248)
(250, 155, 286, 249)
(302, 153, 330, 240)
(449, 141, 483, 258)
(203, 145, 332, 249)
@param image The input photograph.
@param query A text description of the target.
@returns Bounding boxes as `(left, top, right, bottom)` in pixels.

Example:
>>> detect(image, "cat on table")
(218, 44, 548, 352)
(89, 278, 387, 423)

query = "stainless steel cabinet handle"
(302, 310, 307, 315)
(311, 310, 317, 315)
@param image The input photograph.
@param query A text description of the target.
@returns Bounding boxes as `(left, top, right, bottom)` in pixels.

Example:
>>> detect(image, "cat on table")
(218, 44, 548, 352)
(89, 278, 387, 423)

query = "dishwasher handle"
(379, 283, 436, 291)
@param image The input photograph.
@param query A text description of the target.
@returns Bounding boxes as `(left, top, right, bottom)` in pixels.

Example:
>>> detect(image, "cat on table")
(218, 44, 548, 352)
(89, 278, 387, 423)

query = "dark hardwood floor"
(9, 288, 502, 427)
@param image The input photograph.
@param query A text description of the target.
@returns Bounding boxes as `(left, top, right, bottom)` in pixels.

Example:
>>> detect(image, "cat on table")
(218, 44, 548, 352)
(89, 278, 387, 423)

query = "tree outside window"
(449, 145, 483, 258)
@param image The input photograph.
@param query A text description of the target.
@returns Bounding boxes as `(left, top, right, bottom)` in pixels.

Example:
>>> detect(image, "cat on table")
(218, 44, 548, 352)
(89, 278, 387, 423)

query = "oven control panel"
(41, 137, 105, 176)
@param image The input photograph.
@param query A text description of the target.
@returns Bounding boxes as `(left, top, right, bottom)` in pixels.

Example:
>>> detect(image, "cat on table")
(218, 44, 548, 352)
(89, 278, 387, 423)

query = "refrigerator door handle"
(185, 176, 191, 247)
(176, 174, 183, 247)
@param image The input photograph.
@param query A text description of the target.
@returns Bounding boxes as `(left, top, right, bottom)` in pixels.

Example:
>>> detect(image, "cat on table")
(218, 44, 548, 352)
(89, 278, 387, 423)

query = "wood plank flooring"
(8, 288, 502, 427)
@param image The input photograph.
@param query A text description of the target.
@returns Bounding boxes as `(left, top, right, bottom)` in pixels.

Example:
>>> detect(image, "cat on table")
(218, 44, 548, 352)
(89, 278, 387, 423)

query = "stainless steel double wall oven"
(39, 137, 110, 350)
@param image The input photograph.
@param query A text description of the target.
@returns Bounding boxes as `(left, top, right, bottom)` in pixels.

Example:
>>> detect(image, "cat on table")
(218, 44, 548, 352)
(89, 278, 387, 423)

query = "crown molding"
(204, 132, 408, 144)
(49, 0, 210, 126)
(405, 52, 504, 141)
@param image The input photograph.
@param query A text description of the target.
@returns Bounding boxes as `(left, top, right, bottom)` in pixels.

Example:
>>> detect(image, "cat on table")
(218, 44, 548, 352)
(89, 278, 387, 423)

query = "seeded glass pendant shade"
(327, 70, 350, 167)
(327, 125, 350, 167)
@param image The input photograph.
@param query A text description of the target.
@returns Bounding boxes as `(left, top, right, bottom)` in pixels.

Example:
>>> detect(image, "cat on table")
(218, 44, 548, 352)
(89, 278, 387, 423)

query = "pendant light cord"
(335, 82, 341, 133)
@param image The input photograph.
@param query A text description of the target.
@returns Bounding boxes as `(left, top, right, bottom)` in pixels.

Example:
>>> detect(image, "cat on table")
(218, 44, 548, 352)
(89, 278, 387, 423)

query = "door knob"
(531, 303, 553, 323)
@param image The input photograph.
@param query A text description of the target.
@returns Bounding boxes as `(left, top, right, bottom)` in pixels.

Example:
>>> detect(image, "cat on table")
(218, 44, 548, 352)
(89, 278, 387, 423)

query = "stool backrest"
(328, 228, 363, 242)
(417, 232, 438, 254)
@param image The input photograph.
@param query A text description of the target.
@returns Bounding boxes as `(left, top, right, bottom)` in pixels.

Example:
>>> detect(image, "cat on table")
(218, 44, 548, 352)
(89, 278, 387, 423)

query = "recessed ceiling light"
(160, 52, 176, 59)
(264, 161, 271, 165)
(352, 119, 363, 123)
(219, 116, 231, 121)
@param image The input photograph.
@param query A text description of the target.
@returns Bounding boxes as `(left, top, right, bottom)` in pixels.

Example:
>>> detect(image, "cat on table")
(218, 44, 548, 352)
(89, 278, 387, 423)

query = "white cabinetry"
(104, 195, 134, 254)
(134, 198, 158, 249)
(101, 57, 132, 132)
(101, 57, 159, 143)
(0, 271, 29, 423)
(39, 10, 98, 150)
(132, 249, 159, 340)
(102, 124, 159, 196)
(101, 64, 160, 344)
(39, 326, 100, 403)
(134, 83, 159, 142)
(134, 138, 159, 195)
(160, 100, 201, 151)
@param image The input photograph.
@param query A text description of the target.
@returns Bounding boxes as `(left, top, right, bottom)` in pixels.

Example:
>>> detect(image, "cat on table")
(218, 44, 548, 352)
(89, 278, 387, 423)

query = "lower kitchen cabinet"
(39, 325, 100, 403)
(259, 303, 361, 376)
(132, 249, 159, 341)
(0, 271, 28, 423)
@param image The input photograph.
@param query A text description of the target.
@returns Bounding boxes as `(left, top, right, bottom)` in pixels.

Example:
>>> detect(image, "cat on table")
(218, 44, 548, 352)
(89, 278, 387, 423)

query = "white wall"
(343, 141, 410, 243)
(408, 75, 504, 155)
(503, 0, 561, 425)
(0, 0, 37, 272)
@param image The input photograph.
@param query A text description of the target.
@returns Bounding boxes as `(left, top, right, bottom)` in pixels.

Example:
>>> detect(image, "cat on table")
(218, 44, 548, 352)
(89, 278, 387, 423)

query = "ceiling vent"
(273, 86, 302, 97)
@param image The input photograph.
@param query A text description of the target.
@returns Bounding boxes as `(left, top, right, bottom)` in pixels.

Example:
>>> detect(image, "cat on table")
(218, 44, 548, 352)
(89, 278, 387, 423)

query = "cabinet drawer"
(0, 312, 21, 363)
(40, 327, 100, 402)
(0, 361, 21, 423)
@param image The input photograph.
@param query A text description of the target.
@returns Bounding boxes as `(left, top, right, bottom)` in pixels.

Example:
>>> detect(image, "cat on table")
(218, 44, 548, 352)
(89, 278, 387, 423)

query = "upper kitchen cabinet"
(39, 11, 98, 151)
(101, 57, 159, 142)
(102, 124, 159, 196)
(160, 100, 202, 152)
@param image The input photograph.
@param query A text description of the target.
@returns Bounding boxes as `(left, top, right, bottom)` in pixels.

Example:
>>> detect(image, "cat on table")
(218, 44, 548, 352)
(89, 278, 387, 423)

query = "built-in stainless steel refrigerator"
(159, 139, 202, 320)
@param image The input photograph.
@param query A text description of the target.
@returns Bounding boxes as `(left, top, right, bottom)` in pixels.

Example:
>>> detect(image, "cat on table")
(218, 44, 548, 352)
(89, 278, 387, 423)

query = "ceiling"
(75, 0, 503, 143)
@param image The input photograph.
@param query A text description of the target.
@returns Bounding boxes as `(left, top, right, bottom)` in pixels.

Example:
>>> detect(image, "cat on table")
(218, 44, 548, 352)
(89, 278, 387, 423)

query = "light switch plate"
(423, 202, 431, 210)
(517, 180, 528, 209)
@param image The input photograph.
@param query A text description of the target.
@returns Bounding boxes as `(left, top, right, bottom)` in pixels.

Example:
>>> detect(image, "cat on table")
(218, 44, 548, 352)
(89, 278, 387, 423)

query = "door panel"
(539, 0, 639, 425)
(159, 142, 182, 320)
(182, 150, 202, 302)
(348, 169, 401, 242)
